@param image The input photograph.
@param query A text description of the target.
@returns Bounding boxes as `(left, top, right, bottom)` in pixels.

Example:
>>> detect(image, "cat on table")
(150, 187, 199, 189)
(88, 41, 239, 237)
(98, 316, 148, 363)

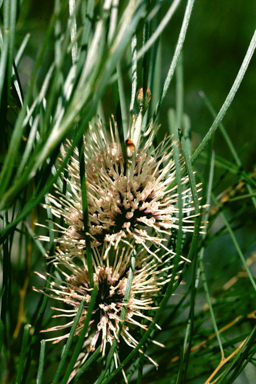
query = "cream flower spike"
(40, 109, 202, 262)
(34, 247, 179, 383)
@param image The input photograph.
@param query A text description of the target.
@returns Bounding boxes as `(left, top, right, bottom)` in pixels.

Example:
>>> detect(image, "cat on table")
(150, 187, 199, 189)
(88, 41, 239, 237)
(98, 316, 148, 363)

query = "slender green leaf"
(16, 324, 31, 384)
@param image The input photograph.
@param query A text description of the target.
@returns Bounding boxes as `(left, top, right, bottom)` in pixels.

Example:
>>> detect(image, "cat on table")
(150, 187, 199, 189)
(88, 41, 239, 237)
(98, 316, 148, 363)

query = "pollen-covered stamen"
(90, 268, 126, 346)
(84, 149, 180, 251)
(90, 182, 167, 244)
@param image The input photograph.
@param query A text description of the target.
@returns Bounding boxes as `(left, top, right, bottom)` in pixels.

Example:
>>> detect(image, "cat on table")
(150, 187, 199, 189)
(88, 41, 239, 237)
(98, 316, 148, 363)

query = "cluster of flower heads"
(35, 102, 202, 381)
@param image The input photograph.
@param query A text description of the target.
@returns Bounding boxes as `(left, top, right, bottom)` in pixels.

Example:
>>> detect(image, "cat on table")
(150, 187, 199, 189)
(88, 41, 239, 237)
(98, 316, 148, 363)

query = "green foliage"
(1, 1, 256, 383)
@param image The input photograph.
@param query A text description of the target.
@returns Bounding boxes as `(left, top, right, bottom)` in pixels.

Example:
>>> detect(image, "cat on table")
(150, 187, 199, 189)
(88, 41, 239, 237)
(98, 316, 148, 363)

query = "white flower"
(40, 117, 201, 262)
(34, 247, 176, 381)
(35, 112, 204, 382)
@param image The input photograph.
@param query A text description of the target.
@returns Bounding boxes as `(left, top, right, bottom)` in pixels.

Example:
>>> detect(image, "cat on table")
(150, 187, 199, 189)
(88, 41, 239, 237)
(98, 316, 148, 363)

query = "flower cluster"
(35, 109, 202, 381)
(35, 247, 171, 381)
(42, 117, 198, 262)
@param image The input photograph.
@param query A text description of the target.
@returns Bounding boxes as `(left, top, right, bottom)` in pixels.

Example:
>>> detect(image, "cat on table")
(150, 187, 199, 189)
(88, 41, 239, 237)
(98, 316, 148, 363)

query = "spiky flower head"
(34, 247, 174, 380)
(35, 111, 202, 381)
(41, 116, 200, 262)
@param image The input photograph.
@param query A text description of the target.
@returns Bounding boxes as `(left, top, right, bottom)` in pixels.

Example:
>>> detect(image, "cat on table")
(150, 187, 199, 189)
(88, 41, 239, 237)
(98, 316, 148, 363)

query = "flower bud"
(136, 87, 151, 111)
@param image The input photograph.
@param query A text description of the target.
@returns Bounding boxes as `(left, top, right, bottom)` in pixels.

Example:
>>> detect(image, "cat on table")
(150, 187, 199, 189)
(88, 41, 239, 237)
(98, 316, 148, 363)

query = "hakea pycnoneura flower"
(35, 94, 204, 380)
(39, 114, 201, 262)
(34, 247, 179, 382)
